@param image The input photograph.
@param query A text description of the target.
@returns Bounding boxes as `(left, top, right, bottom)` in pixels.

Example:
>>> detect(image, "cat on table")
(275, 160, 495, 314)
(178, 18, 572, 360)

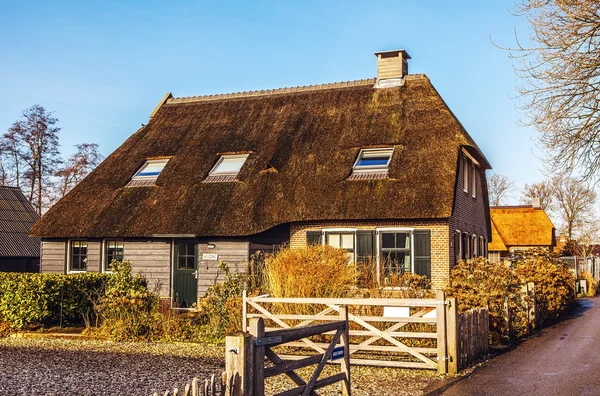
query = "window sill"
(68, 270, 87, 274)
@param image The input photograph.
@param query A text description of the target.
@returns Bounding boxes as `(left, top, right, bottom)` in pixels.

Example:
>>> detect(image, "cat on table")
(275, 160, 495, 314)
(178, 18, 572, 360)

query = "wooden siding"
(124, 240, 171, 297)
(197, 241, 249, 297)
(40, 240, 66, 273)
(86, 241, 102, 272)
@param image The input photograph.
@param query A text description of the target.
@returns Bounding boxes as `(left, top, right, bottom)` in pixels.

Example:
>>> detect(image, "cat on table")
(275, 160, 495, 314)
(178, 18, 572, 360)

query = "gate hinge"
(254, 336, 282, 346)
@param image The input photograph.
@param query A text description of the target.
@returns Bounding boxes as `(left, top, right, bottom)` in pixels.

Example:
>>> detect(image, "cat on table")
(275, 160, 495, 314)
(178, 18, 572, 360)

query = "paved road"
(430, 298, 600, 396)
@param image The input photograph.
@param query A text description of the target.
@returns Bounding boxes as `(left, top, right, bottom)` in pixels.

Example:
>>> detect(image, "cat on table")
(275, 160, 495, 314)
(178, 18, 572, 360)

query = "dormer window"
(203, 154, 249, 183)
(127, 158, 170, 187)
(349, 148, 393, 180)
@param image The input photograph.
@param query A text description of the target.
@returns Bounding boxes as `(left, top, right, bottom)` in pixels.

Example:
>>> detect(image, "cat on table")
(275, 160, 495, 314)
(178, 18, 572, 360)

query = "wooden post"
(242, 289, 248, 333)
(250, 318, 265, 396)
(436, 290, 448, 374)
(339, 305, 351, 396)
(445, 297, 458, 374)
(225, 333, 254, 396)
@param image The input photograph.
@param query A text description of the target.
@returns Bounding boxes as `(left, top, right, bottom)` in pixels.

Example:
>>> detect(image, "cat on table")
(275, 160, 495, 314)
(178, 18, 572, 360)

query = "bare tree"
(569, 220, 600, 258)
(488, 173, 515, 206)
(520, 179, 555, 211)
(0, 128, 25, 187)
(552, 177, 597, 240)
(507, 1, 600, 182)
(56, 143, 104, 198)
(5, 105, 61, 214)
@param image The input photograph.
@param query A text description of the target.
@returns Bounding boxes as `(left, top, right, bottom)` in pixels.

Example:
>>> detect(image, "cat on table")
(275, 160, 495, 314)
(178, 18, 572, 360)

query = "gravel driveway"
(0, 337, 224, 395)
(0, 336, 438, 395)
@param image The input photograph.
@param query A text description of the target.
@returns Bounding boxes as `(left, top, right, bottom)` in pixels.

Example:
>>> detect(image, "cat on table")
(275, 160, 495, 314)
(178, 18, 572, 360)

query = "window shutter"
(356, 231, 375, 263)
(414, 230, 431, 278)
(306, 231, 322, 245)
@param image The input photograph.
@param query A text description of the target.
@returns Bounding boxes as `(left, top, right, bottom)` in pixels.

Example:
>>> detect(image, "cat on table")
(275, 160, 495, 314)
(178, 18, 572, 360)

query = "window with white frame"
(70, 240, 87, 272)
(132, 159, 169, 181)
(479, 236, 485, 258)
(380, 231, 411, 276)
(471, 163, 477, 198)
(209, 154, 249, 177)
(105, 240, 124, 271)
(472, 235, 478, 257)
(325, 231, 355, 263)
(463, 156, 469, 193)
(454, 231, 461, 263)
(353, 148, 393, 172)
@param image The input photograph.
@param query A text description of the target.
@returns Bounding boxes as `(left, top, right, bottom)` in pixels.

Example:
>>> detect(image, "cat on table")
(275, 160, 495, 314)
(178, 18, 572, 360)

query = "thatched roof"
(489, 206, 555, 250)
(0, 186, 40, 257)
(31, 75, 490, 238)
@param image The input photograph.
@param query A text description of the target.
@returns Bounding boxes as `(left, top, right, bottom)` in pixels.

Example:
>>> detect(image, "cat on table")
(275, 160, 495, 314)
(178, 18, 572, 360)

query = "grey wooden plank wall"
(124, 240, 171, 297)
(197, 241, 249, 297)
(86, 241, 102, 272)
(40, 240, 66, 273)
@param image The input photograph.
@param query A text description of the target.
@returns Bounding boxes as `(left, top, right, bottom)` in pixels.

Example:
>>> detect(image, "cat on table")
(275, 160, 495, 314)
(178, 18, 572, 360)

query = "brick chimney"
(533, 197, 541, 209)
(374, 49, 411, 88)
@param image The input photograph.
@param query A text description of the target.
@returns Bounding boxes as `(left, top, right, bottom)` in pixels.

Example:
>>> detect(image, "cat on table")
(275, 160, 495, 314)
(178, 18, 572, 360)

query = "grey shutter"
(414, 230, 431, 278)
(356, 231, 375, 263)
(306, 231, 322, 245)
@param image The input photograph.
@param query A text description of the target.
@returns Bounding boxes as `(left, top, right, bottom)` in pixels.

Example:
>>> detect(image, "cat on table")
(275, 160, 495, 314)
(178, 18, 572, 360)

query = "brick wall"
(449, 151, 491, 268)
(290, 219, 450, 289)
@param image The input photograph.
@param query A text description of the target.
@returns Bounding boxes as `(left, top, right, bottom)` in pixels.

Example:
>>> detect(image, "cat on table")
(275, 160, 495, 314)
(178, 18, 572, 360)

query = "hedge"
(0, 272, 111, 329)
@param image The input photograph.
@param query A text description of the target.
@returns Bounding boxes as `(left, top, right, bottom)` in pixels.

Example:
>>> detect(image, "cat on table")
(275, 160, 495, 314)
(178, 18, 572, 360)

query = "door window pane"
(177, 242, 196, 270)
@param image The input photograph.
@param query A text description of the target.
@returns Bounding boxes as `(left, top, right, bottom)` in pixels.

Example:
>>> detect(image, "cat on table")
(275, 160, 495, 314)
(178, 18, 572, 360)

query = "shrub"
(197, 261, 248, 336)
(446, 257, 526, 343)
(263, 245, 358, 299)
(579, 271, 598, 297)
(512, 249, 575, 321)
(0, 272, 110, 329)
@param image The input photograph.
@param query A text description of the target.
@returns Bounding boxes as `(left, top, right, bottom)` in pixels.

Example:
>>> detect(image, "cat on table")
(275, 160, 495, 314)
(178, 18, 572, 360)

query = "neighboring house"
(488, 202, 556, 263)
(31, 49, 491, 305)
(0, 186, 40, 272)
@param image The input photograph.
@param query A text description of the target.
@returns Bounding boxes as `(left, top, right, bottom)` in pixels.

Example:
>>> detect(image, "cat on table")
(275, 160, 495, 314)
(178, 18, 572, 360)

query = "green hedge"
(0, 272, 111, 329)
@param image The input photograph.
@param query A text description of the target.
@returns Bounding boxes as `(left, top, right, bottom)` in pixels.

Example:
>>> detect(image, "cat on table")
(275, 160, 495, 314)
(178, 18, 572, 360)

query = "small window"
(133, 159, 169, 180)
(176, 242, 196, 270)
(471, 163, 477, 198)
(353, 148, 393, 171)
(463, 157, 469, 193)
(325, 232, 355, 262)
(454, 231, 461, 264)
(209, 154, 249, 176)
(461, 232, 469, 260)
(70, 240, 87, 272)
(105, 240, 124, 271)
(472, 235, 478, 257)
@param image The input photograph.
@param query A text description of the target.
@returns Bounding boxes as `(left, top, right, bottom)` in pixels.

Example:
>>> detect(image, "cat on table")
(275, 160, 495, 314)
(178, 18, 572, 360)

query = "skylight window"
(132, 159, 169, 180)
(209, 154, 249, 176)
(353, 148, 393, 171)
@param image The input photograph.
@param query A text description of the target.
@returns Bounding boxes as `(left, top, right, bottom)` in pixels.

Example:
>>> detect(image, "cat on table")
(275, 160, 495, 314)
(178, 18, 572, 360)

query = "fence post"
(242, 289, 248, 333)
(445, 297, 458, 374)
(225, 333, 254, 396)
(436, 290, 448, 374)
(339, 305, 351, 396)
(250, 318, 265, 396)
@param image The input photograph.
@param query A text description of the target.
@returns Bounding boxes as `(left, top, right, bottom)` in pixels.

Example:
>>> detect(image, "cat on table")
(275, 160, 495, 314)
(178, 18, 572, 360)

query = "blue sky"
(0, 0, 541, 202)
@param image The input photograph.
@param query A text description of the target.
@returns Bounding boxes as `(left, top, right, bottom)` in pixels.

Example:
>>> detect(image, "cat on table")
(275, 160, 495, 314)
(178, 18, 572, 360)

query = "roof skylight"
(132, 159, 169, 180)
(209, 154, 249, 176)
(353, 148, 393, 171)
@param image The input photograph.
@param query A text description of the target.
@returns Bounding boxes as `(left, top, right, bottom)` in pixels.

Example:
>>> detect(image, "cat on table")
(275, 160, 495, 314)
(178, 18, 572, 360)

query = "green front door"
(173, 241, 198, 308)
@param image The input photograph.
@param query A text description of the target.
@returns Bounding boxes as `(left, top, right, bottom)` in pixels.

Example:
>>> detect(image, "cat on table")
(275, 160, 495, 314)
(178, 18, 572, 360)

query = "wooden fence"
(457, 308, 489, 369)
(226, 315, 351, 396)
(242, 291, 489, 375)
(154, 373, 225, 396)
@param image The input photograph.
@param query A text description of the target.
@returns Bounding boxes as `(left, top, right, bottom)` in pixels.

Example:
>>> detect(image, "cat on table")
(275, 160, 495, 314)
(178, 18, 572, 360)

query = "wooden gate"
(242, 291, 452, 372)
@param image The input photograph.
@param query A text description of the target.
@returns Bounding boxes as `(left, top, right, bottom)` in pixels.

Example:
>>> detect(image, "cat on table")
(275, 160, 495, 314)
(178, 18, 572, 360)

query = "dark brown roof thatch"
(31, 75, 490, 238)
(489, 206, 555, 249)
(0, 186, 40, 257)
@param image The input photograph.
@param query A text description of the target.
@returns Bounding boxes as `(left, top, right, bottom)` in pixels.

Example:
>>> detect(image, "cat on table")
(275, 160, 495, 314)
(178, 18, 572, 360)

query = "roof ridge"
(167, 78, 377, 104)
(165, 75, 428, 104)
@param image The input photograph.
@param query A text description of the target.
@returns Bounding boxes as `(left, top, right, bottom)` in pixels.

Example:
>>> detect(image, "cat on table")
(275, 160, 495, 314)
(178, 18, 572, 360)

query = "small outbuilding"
(0, 186, 40, 272)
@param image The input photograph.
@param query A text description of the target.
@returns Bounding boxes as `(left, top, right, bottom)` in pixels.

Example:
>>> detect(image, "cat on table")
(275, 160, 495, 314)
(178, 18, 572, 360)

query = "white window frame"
(322, 228, 358, 263)
(471, 163, 477, 198)
(67, 239, 88, 273)
(463, 156, 469, 193)
(103, 239, 124, 273)
(352, 148, 394, 173)
(472, 234, 478, 257)
(376, 227, 415, 279)
(209, 154, 250, 176)
(132, 159, 170, 181)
